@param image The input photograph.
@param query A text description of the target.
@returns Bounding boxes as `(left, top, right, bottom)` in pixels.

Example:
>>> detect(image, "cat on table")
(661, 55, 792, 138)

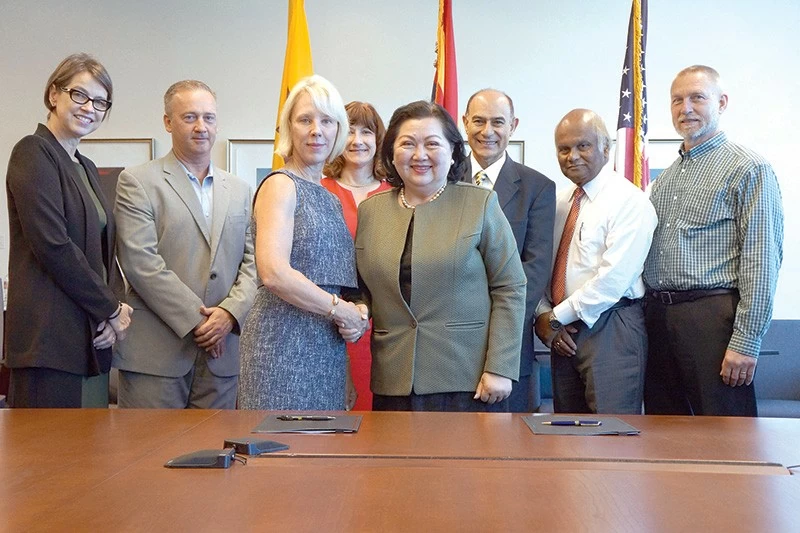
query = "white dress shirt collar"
(469, 152, 507, 189)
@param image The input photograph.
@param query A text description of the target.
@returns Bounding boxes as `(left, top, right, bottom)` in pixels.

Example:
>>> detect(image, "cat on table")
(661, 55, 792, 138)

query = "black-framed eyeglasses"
(60, 87, 112, 112)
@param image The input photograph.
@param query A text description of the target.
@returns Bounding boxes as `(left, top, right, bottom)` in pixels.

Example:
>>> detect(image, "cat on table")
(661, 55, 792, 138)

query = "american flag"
(614, 0, 649, 190)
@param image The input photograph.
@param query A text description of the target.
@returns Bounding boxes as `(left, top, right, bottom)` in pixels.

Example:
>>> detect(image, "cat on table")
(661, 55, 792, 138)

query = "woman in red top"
(323, 101, 391, 410)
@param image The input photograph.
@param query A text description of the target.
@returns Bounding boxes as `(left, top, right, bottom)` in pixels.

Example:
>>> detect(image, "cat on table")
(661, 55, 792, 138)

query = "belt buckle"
(658, 291, 673, 305)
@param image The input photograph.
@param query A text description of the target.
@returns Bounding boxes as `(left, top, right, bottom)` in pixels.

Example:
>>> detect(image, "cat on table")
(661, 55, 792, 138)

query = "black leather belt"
(647, 288, 737, 305)
(609, 297, 639, 310)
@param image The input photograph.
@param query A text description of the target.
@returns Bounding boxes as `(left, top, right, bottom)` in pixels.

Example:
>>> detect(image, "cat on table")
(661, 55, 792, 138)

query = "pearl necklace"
(400, 181, 448, 209)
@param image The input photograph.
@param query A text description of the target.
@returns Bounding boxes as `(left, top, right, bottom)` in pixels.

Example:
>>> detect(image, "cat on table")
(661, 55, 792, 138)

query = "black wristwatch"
(549, 312, 562, 331)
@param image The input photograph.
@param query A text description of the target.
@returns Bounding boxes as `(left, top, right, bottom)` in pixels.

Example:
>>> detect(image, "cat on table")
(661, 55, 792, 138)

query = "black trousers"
(373, 391, 509, 412)
(644, 292, 757, 417)
(507, 370, 537, 413)
(8, 367, 108, 408)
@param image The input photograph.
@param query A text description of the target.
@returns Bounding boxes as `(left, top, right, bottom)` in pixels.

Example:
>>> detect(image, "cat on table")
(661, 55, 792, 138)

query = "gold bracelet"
(328, 293, 340, 319)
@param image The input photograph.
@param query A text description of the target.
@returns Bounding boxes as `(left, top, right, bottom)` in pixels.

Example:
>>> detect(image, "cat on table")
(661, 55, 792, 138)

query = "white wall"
(1, 0, 797, 317)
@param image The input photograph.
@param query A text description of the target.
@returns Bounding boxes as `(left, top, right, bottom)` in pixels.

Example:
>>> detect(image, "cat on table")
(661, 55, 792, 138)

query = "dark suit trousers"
(373, 391, 509, 412)
(9, 367, 108, 408)
(507, 370, 537, 413)
(551, 300, 647, 414)
(644, 292, 757, 417)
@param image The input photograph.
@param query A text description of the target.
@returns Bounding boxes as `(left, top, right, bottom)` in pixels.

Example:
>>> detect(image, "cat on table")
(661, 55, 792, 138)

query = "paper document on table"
(523, 415, 640, 436)
(252, 414, 362, 434)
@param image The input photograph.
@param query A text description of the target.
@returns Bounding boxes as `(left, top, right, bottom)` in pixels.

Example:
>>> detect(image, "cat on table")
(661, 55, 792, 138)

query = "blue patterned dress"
(238, 171, 357, 410)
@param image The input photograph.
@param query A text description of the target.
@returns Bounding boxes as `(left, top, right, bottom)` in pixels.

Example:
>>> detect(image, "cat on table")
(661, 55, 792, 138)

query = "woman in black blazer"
(4, 53, 132, 407)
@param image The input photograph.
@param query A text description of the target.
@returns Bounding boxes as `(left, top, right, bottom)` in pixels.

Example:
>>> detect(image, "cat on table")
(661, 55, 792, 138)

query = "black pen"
(542, 420, 602, 426)
(276, 415, 336, 421)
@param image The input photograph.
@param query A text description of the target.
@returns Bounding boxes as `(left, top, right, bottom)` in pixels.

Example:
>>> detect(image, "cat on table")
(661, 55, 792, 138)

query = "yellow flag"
(273, 0, 314, 169)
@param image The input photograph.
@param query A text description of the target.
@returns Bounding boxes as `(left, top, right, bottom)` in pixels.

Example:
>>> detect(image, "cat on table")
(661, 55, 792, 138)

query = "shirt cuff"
(534, 299, 553, 317)
(552, 301, 578, 326)
(727, 332, 762, 358)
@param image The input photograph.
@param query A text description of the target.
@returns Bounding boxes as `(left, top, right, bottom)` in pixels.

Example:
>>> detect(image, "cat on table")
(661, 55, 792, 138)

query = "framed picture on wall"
(78, 137, 155, 167)
(227, 139, 274, 191)
(647, 139, 682, 181)
(609, 138, 683, 183)
(508, 140, 525, 164)
(78, 138, 155, 205)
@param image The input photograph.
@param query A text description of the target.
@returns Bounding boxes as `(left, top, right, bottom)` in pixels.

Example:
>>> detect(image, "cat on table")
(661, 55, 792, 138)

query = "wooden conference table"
(2, 409, 799, 532)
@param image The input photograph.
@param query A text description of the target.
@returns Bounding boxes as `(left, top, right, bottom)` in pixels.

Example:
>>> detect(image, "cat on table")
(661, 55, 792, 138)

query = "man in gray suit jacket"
(113, 80, 256, 408)
(462, 89, 556, 412)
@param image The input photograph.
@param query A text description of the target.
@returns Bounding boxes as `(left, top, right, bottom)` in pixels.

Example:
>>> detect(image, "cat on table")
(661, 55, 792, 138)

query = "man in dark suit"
(462, 89, 555, 412)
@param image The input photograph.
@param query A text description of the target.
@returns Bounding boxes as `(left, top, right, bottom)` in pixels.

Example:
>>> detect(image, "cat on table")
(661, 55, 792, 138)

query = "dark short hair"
(380, 100, 468, 188)
(44, 53, 113, 120)
(324, 101, 387, 180)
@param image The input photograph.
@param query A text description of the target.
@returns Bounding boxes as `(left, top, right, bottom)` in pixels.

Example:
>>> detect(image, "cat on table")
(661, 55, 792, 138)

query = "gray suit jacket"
(356, 183, 526, 395)
(112, 151, 256, 378)
(464, 157, 555, 376)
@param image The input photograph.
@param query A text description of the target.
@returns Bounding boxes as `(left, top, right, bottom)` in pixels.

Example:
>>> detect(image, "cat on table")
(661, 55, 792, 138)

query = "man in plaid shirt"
(643, 65, 784, 417)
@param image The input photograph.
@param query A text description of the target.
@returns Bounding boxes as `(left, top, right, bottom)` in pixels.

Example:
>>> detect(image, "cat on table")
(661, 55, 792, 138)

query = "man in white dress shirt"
(534, 109, 657, 414)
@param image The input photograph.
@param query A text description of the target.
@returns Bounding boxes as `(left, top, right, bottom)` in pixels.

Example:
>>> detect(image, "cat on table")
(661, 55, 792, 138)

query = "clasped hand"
(194, 306, 235, 358)
(534, 314, 578, 357)
(335, 301, 369, 343)
(94, 303, 134, 350)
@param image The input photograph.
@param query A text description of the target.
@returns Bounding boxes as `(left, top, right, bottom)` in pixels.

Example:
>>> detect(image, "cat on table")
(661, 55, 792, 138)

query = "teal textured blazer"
(355, 182, 526, 396)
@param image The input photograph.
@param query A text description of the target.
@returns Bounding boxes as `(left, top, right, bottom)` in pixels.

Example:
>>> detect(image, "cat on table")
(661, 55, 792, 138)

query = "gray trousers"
(551, 299, 647, 414)
(118, 351, 237, 409)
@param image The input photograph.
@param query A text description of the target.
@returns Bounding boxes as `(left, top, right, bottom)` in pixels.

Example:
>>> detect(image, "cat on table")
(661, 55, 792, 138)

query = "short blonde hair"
(674, 65, 725, 96)
(275, 75, 348, 164)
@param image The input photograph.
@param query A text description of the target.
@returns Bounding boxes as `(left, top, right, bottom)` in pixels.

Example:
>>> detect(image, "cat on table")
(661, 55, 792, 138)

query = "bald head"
(463, 88, 518, 168)
(555, 109, 611, 151)
(554, 109, 610, 186)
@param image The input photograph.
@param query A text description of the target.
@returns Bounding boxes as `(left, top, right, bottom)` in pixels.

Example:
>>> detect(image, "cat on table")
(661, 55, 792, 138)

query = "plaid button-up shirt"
(644, 132, 784, 356)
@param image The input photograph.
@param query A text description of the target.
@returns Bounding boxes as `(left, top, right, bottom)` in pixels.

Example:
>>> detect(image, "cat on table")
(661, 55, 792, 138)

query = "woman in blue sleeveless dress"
(238, 76, 369, 410)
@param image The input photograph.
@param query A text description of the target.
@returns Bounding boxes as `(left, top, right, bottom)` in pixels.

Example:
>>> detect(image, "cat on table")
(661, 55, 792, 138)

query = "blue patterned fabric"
(238, 171, 356, 409)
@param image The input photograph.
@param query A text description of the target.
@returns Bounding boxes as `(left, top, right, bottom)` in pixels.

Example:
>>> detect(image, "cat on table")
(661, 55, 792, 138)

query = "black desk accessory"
(164, 447, 247, 468)
(223, 438, 289, 455)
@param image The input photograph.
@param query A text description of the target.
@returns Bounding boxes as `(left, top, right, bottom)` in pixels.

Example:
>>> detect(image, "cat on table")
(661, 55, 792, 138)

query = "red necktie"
(551, 187, 584, 306)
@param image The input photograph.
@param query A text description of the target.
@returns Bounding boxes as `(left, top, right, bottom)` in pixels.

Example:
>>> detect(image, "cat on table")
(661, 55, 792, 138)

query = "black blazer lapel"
(37, 125, 107, 280)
